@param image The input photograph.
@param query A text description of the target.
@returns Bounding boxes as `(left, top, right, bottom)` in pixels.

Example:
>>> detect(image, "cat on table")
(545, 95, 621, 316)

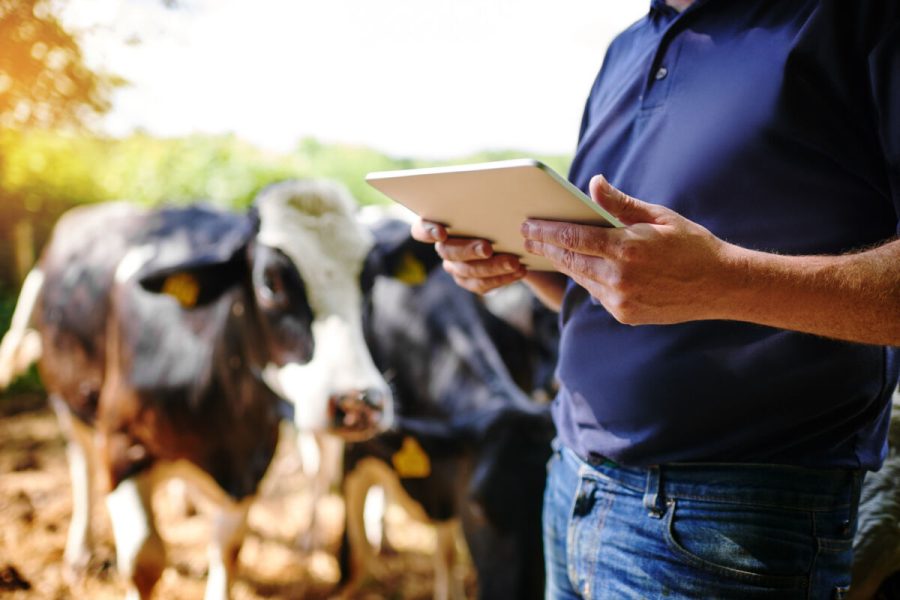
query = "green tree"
(0, 0, 122, 129)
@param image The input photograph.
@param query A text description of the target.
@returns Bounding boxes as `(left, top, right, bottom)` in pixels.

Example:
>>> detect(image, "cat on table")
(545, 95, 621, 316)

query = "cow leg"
(363, 484, 387, 552)
(204, 498, 251, 600)
(298, 432, 343, 552)
(50, 395, 95, 578)
(433, 520, 465, 600)
(341, 458, 391, 595)
(165, 478, 199, 518)
(105, 472, 166, 600)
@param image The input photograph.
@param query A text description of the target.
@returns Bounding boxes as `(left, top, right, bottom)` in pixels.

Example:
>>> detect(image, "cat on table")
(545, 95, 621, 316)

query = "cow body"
(0, 182, 393, 599)
(339, 218, 556, 600)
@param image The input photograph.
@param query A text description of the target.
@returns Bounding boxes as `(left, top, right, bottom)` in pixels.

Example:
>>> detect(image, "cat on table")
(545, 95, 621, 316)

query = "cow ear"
(361, 218, 442, 289)
(138, 257, 245, 308)
(135, 206, 257, 307)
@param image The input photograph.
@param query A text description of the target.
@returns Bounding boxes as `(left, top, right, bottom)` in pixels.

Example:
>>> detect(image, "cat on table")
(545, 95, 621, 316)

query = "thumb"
(589, 175, 666, 226)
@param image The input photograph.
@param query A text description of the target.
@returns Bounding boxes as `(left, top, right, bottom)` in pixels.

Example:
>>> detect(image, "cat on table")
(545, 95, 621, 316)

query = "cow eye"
(261, 269, 284, 301)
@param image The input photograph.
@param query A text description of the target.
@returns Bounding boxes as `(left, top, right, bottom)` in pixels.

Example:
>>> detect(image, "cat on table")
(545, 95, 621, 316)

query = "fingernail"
(427, 225, 441, 239)
(523, 240, 536, 254)
(475, 242, 489, 258)
(520, 221, 532, 237)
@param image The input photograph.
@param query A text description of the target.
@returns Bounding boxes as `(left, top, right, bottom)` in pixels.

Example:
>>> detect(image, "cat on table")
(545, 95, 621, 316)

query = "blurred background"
(0, 0, 644, 597)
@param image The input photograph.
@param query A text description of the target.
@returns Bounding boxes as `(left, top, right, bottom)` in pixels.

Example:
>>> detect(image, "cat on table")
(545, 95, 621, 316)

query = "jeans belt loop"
(643, 465, 664, 518)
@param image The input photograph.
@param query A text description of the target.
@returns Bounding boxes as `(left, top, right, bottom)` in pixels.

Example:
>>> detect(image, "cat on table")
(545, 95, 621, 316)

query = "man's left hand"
(521, 174, 738, 325)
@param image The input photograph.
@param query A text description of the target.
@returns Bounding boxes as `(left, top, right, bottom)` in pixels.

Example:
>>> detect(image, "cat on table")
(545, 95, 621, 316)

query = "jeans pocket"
(663, 498, 811, 589)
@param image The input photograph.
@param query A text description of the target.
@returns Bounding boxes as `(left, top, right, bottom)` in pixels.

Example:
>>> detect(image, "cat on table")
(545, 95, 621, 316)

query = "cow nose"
(328, 388, 386, 441)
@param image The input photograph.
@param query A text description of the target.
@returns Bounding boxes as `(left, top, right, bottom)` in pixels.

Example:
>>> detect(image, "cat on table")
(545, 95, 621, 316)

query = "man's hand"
(411, 219, 527, 295)
(521, 174, 900, 345)
(521, 175, 736, 325)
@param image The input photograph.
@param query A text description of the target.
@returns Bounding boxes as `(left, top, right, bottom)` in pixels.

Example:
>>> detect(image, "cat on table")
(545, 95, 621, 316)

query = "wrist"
(706, 241, 760, 321)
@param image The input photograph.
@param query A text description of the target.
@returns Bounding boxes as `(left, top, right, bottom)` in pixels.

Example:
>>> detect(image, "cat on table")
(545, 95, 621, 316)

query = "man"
(413, 1, 899, 597)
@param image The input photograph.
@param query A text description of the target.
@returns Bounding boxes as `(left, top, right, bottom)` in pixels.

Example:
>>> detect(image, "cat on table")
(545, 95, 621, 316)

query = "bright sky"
(64, 0, 647, 160)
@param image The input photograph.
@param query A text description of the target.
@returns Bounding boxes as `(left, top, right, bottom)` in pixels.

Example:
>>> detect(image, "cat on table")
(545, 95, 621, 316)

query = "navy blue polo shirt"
(554, 0, 900, 469)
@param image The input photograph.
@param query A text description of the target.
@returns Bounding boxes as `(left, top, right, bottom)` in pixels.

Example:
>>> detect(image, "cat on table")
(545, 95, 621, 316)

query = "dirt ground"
(0, 393, 478, 599)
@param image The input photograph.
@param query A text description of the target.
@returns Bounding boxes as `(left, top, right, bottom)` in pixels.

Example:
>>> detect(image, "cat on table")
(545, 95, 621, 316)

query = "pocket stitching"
(662, 499, 809, 589)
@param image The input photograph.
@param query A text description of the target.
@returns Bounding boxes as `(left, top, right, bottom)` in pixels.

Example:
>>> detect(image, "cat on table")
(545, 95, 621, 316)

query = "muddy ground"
(0, 393, 477, 599)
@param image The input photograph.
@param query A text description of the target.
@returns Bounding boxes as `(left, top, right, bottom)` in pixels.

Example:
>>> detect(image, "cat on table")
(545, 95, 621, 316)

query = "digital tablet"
(365, 158, 623, 271)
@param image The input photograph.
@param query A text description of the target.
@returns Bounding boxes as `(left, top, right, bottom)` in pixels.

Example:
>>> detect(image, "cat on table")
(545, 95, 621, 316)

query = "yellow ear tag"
(392, 436, 431, 479)
(161, 272, 200, 308)
(394, 251, 427, 286)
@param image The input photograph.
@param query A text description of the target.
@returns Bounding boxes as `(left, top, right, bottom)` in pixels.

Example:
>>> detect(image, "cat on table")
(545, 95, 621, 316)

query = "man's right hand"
(411, 219, 527, 295)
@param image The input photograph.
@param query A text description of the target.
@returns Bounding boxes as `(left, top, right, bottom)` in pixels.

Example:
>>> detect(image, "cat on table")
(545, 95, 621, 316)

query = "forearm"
(716, 238, 900, 346)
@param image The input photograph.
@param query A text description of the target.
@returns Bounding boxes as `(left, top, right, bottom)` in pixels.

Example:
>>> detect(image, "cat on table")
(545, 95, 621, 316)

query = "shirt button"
(655, 66, 668, 80)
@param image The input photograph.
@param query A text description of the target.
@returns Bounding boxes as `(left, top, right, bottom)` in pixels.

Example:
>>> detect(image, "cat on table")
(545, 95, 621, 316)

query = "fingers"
(435, 238, 493, 262)
(411, 219, 448, 243)
(523, 240, 612, 282)
(589, 175, 668, 225)
(521, 219, 616, 258)
(441, 254, 525, 295)
(441, 255, 524, 279)
(448, 269, 527, 295)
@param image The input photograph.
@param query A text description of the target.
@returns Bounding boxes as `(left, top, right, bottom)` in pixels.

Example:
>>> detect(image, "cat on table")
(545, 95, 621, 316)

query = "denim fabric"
(543, 441, 862, 599)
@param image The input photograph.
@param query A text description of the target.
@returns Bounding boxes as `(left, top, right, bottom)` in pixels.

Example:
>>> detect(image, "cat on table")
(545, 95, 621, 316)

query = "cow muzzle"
(327, 389, 387, 441)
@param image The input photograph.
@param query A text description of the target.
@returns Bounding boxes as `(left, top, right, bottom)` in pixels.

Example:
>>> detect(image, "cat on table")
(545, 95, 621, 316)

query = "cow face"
(254, 180, 394, 441)
(126, 205, 316, 382)
(249, 242, 315, 366)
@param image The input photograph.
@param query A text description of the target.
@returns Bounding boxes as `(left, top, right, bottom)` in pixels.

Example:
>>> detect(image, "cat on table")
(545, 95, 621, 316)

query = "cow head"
(124, 205, 316, 377)
(253, 180, 394, 441)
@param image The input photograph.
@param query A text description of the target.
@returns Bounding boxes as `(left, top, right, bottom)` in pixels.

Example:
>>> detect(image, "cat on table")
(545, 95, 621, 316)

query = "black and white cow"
(336, 217, 557, 600)
(0, 180, 393, 600)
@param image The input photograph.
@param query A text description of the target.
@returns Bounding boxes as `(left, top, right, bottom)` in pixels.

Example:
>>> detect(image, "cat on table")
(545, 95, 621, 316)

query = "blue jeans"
(543, 441, 862, 599)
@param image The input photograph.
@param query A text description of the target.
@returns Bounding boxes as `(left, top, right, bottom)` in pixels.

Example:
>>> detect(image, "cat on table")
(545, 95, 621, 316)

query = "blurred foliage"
(0, 0, 123, 129)
(0, 129, 569, 283)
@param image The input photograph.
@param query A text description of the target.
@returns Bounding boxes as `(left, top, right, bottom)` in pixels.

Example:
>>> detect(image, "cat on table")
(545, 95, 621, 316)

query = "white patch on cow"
(115, 244, 157, 284)
(205, 499, 251, 600)
(482, 281, 535, 338)
(0, 268, 45, 389)
(277, 314, 392, 430)
(363, 484, 386, 549)
(106, 478, 152, 573)
(50, 395, 96, 572)
(297, 431, 322, 476)
(254, 180, 392, 431)
(106, 473, 166, 599)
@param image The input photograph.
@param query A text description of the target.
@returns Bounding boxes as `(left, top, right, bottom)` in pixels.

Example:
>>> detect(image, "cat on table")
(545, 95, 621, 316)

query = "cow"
(0, 179, 393, 600)
(335, 216, 557, 600)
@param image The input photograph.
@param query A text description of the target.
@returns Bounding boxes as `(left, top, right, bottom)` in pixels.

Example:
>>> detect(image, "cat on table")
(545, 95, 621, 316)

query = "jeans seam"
(565, 477, 585, 593)
(806, 513, 820, 600)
